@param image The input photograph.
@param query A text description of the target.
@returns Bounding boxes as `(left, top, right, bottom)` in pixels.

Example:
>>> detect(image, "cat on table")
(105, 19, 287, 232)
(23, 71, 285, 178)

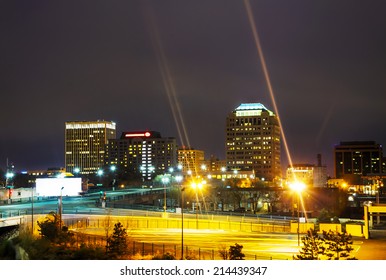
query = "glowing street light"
(5, 172, 14, 179)
(175, 175, 183, 184)
(73, 167, 80, 176)
(290, 181, 306, 193)
(191, 179, 206, 229)
(97, 169, 104, 187)
(289, 181, 306, 246)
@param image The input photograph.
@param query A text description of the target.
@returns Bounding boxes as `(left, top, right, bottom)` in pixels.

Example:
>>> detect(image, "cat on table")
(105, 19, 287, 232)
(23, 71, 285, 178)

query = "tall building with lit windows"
(106, 131, 177, 181)
(334, 141, 384, 184)
(225, 103, 281, 181)
(65, 120, 116, 175)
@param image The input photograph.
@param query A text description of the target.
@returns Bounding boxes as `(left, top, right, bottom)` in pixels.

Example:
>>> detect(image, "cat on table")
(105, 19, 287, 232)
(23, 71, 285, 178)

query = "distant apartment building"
(106, 131, 177, 181)
(286, 154, 328, 188)
(334, 141, 384, 183)
(65, 120, 116, 175)
(178, 147, 205, 175)
(225, 103, 281, 181)
(202, 155, 227, 173)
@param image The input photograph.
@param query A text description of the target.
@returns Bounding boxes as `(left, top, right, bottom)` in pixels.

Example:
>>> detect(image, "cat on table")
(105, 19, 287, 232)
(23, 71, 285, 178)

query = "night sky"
(1, 0, 386, 177)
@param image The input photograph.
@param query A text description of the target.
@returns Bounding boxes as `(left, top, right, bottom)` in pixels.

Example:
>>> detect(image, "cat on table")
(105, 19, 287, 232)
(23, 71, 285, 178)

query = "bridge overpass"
(0, 216, 26, 228)
(0, 210, 293, 237)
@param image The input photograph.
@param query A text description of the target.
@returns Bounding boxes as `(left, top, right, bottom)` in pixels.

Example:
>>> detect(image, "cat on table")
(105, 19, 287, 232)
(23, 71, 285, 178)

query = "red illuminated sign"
(124, 132, 151, 138)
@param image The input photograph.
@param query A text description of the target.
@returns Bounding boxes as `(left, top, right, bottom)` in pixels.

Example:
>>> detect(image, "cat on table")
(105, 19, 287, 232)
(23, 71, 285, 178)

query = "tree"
(37, 212, 73, 245)
(229, 243, 245, 260)
(218, 244, 229, 260)
(106, 222, 129, 259)
(295, 229, 325, 260)
(317, 208, 335, 223)
(322, 230, 356, 260)
(218, 243, 245, 260)
(295, 229, 357, 260)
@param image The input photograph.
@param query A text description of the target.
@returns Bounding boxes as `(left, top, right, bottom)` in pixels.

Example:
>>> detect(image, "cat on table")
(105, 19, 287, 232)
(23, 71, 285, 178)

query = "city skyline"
(1, 1, 386, 176)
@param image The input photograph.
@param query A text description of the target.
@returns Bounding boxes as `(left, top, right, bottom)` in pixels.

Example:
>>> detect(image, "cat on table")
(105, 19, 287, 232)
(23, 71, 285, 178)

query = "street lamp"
(110, 165, 116, 191)
(5, 172, 14, 201)
(191, 180, 205, 229)
(58, 186, 64, 229)
(74, 167, 80, 176)
(5, 171, 14, 181)
(97, 169, 103, 187)
(289, 181, 306, 246)
(175, 175, 184, 259)
(31, 187, 34, 235)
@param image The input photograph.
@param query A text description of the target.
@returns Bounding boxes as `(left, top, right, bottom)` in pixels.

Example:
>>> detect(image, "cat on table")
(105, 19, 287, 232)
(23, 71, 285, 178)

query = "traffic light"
(8, 188, 13, 199)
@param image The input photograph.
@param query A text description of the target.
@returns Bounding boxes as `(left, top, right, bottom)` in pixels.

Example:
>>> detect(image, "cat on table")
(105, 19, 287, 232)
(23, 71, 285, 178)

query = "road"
(73, 224, 368, 260)
(129, 228, 302, 260)
(2, 190, 386, 260)
(0, 187, 162, 217)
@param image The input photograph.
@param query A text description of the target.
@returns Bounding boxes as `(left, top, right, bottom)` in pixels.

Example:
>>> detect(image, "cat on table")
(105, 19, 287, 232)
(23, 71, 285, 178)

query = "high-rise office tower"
(225, 103, 281, 181)
(106, 131, 178, 181)
(334, 141, 384, 183)
(65, 120, 116, 175)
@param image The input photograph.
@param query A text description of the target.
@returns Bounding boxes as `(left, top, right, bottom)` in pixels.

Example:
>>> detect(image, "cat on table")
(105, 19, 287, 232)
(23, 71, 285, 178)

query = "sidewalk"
(354, 230, 386, 260)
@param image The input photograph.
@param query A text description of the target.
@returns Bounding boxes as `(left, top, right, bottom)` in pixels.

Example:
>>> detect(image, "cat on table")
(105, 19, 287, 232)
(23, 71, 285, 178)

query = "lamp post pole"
(191, 180, 205, 230)
(174, 174, 183, 259)
(164, 181, 166, 213)
(162, 176, 169, 214)
(297, 194, 300, 246)
(289, 181, 305, 247)
(59, 186, 64, 229)
(110, 165, 116, 191)
(181, 186, 185, 259)
(31, 187, 34, 235)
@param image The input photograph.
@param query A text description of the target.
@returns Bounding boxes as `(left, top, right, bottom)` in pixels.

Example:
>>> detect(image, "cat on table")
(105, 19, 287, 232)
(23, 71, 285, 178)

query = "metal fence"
(63, 215, 291, 233)
(70, 232, 289, 260)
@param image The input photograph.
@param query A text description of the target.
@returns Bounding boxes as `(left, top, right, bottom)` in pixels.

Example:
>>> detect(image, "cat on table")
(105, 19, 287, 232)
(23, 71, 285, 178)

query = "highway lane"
(0, 187, 161, 217)
(75, 227, 364, 260)
(0, 192, 368, 260)
(132, 228, 300, 259)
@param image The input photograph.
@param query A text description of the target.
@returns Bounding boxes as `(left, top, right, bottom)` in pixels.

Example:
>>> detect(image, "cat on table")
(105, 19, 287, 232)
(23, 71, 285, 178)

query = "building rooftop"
(234, 103, 275, 116)
(235, 103, 268, 111)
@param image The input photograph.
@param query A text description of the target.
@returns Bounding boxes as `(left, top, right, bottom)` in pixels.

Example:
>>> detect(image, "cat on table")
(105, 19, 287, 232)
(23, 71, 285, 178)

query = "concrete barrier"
(290, 222, 314, 233)
(345, 224, 364, 237)
(63, 215, 291, 234)
(319, 223, 342, 233)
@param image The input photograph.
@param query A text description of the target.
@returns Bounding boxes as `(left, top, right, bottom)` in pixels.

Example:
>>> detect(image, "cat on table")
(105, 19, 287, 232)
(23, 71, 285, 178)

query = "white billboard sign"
(35, 177, 82, 197)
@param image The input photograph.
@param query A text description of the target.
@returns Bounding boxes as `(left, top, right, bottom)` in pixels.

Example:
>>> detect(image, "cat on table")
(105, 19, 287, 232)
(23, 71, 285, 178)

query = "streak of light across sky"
(145, 6, 191, 150)
(243, 0, 294, 170)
